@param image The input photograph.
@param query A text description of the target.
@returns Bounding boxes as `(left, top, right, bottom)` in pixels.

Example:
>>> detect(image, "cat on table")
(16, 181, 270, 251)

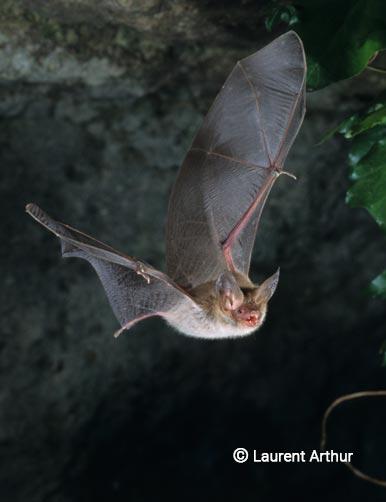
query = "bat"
(26, 31, 306, 339)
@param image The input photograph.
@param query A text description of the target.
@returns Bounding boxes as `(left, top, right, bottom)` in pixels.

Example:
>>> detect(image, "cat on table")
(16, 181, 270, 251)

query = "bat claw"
(113, 325, 125, 338)
(273, 168, 297, 180)
(280, 170, 297, 180)
(135, 262, 151, 284)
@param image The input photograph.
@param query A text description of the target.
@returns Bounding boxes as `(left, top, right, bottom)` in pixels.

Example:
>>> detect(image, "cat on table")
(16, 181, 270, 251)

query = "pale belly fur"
(166, 300, 263, 339)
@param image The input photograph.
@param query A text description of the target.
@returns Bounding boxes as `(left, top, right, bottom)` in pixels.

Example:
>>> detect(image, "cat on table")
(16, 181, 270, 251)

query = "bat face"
(230, 293, 268, 330)
(220, 269, 280, 332)
(214, 273, 271, 331)
(175, 269, 279, 339)
(26, 32, 306, 340)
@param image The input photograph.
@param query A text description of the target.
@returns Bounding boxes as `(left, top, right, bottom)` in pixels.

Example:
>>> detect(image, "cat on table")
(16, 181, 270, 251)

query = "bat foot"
(135, 262, 151, 284)
(113, 325, 125, 338)
(280, 170, 297, 180)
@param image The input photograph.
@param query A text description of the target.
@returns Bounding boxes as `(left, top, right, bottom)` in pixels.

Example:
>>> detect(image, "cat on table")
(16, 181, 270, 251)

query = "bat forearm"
(222, 172, 277, 271)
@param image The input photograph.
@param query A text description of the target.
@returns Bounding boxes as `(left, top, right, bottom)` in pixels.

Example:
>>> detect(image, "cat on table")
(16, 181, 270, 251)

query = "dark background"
(1, 1, 386, 501)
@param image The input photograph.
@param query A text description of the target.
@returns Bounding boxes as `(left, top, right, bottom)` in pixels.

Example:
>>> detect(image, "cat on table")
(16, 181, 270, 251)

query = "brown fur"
(189, 271, 268, 324)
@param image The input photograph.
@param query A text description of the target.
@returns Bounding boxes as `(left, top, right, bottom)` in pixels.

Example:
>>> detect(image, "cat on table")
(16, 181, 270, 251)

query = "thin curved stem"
(321, 390, 386, 488)
(367, 65, 386, 75)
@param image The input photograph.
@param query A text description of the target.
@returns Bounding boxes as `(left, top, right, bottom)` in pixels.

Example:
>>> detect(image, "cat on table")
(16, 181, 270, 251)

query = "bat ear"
(215, 271, 244, 311)
(255, 268, 280, 303)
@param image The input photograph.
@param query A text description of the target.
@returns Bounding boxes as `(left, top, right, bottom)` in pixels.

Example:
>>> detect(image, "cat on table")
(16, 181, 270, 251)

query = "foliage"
(264, 4, 298, 32)
(333, 96, 386, 300)
(265, 0, 386, 368)
(265, 0, 386, 90)
(265, 1, 386, 299)
(371, 270, 386, 301)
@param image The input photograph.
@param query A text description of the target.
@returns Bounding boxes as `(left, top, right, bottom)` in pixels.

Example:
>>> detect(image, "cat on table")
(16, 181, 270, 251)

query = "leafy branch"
(333, 97, 386, 300)
(265, 0, 386, 487)
(265, 1, 386, 298)
(265, 0, 386, 90)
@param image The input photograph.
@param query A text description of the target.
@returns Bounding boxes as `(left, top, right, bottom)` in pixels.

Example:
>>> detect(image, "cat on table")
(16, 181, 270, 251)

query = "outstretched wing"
(166, 31, 306, 289)
(26, 203, 200, 336)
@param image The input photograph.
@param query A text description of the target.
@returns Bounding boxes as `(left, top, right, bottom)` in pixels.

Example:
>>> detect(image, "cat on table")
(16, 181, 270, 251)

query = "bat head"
(220, 269, 280, 331)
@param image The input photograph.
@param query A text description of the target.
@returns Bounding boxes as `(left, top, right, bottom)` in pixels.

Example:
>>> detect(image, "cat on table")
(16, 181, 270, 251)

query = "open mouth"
(244, 313, 259, 327)
(232, 306, 260, 326)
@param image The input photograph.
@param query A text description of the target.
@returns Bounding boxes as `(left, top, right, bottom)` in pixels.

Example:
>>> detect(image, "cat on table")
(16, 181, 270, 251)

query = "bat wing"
(26, 203, 201, 336)
(166, 31, 306, 289)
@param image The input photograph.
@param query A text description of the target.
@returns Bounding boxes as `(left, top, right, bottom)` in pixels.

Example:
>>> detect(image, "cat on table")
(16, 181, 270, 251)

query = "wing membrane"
(26, 203, 199, 335)
(166, 31, 306, 288)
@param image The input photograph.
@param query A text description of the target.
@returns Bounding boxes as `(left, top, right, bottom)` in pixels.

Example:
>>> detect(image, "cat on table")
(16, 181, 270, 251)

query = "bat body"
(26, 31, 306, 339)
(167, 274, 271, 339)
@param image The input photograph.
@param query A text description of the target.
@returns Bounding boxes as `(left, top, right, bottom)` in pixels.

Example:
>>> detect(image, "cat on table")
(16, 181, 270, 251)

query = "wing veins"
(26, 203, 185, 291)
(273, 82, 305, 166)
(237, 61, 273, 166)
(263, 82, 298, 98)
(190, 147, 267, 171)
(202, 154, 222, 249)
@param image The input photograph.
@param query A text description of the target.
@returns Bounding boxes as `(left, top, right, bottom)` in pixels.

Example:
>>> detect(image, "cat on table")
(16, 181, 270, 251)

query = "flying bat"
(26, 31, 306, 339)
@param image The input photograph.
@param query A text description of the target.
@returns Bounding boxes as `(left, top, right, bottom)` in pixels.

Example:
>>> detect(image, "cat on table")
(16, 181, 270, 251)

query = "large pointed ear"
(215, 271, 244, 311)
(255, 268, 280, 303)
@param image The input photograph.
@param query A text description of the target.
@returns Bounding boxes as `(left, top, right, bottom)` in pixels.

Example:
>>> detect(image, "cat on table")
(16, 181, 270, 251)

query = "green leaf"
(292, 0, 386, 89)
(322, 109, 386, 256)
(349, 104, 386, 137)
(319, 95, 386, 145)
(348, 125, 386, 166)
(370, 271, 386, 299)
(318, 114, 359, 145)
(329, 97, 386, 300)
(265, 4, 299, 32)
(347, 140, 386, 231)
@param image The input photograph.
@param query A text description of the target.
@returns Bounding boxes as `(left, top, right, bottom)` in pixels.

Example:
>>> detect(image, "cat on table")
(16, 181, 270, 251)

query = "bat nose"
(248, 311, 260, 323)
(236, 306, 260, 322)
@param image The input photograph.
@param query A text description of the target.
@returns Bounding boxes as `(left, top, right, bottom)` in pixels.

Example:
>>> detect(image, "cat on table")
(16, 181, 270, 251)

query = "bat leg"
(113, 312, 156, 338)
(280, 170, 297, 180)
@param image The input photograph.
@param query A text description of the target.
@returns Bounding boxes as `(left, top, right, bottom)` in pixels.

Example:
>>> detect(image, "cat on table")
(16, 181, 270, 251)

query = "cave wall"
(1, 2, 386, 501)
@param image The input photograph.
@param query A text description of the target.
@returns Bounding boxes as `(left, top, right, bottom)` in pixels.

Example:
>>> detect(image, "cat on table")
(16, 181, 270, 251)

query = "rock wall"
(1, 2, 385, 501)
